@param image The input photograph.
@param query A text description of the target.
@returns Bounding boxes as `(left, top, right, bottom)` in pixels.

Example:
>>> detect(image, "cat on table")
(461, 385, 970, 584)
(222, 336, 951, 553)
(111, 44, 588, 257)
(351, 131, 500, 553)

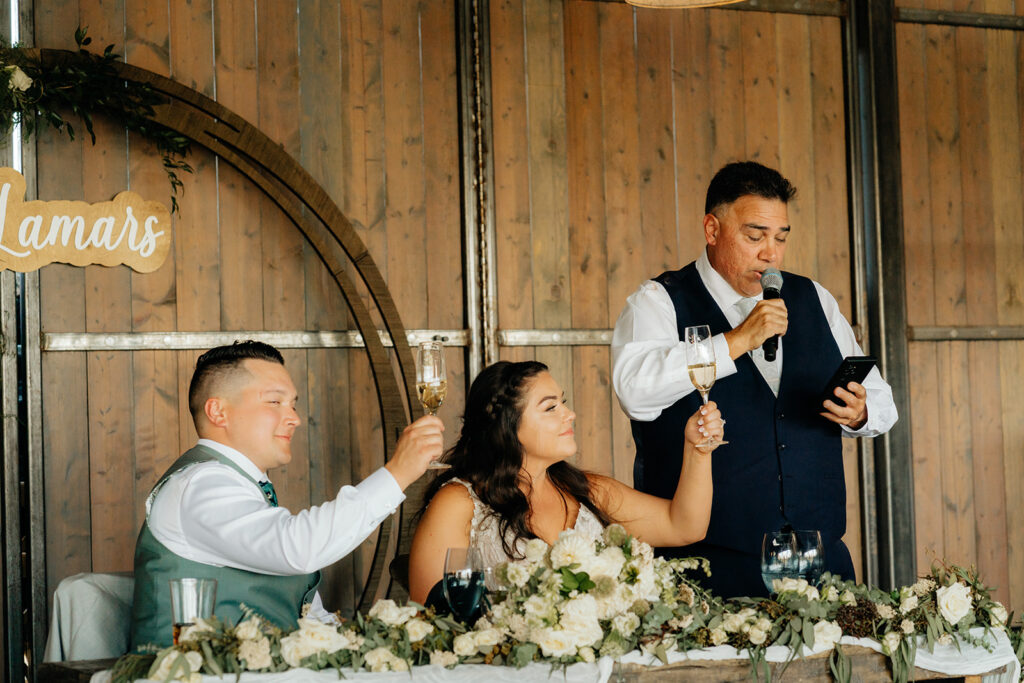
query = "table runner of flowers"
(112, 524, 1024, 683)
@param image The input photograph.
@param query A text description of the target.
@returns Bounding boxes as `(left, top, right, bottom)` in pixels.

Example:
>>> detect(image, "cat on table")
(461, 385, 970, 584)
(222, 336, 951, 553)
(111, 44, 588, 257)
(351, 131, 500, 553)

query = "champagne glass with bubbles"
(684, 324, 728, 446)
(416, 340, 450, 469)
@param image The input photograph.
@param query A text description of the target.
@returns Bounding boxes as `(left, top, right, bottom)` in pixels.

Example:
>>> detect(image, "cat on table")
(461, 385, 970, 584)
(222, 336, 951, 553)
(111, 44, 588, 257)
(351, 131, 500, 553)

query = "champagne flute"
(684, 324, 728, 446)
(416, 340, 450, 470)
(760, 531, 800, 594)
(442, 547, 488, 623)
(794, 529, 825, 584)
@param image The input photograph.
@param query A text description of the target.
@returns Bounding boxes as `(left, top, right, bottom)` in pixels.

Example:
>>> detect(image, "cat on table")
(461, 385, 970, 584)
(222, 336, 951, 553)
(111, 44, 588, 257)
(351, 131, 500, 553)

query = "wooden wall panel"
(898, 22, 1024, 614)
(491, 1, 859, 573)
(33, 0, 460, 621)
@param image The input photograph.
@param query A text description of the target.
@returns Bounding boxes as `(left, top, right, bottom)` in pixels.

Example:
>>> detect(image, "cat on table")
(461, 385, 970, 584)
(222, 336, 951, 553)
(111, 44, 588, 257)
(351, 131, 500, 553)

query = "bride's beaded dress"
(448, 477, 605, 570)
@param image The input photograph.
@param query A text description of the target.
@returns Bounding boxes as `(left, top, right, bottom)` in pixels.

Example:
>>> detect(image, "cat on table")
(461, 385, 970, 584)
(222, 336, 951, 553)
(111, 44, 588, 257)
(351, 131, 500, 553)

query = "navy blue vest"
(630, 263, 853, 597)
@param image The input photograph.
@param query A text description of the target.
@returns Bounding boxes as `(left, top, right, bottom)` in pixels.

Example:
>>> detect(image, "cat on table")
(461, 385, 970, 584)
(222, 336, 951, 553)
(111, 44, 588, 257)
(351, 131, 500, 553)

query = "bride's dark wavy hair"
(422, 360, 613, 559)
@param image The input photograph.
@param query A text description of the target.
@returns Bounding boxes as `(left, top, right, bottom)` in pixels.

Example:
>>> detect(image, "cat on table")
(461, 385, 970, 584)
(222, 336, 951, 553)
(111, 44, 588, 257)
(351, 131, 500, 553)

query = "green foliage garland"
(0, 28, 192, 212)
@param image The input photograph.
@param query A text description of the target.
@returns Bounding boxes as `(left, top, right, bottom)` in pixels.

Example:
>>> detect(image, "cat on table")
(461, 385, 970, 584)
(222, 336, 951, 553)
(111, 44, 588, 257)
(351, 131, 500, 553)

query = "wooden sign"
(0, 167, 171, 273)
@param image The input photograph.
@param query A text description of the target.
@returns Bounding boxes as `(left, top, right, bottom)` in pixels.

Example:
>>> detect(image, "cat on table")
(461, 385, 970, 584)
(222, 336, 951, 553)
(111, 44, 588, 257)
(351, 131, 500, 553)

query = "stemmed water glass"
(416, 340, 450, 470)
(794, 529, 825, 584)
(760, 531, 800, 594)
(684, 324, 728, 446)
(442, 547, 488, 623)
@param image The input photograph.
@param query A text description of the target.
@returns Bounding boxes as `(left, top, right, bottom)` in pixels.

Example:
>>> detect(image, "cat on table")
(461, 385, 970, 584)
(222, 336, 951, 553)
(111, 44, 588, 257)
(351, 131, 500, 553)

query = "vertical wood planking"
(35, 0, 92, 595)
(256, 0, 310, 511)
(297, 0, 356, 614)
(925, 25, 966, 327)
(125, 0, 180, 533)
(216, 0, 264, 334)
(564, 0, 607, 475)
(671, 11, 713, 262)
(809, 17, 851, 314)
(80, 0, 135, 573)
(938, 342, 976, 565)
(909, 343, 944, 567)
(419, 0, 466, 432)
(740, 13, 779, 170)
(708, 11, 743, 171)
(774, 13, 815, 279)
(524, 0, 571, 397)
(1000, 342, 1024, 613)
(491, 0, 533, 365)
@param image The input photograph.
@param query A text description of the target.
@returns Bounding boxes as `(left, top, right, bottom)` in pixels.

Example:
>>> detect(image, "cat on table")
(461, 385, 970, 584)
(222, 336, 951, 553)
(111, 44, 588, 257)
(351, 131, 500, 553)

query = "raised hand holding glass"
(684, 324, 727, 446)
(416, 340, 450, 470)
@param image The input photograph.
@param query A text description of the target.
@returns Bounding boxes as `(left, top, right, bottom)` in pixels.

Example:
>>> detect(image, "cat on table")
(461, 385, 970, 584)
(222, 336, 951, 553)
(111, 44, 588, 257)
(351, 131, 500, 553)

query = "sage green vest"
(130, 445, 320, 649)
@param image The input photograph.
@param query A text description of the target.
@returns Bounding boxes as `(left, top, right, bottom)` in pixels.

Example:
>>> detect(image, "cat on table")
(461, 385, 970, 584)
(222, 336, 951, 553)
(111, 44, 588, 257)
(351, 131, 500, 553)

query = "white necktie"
(735, 297, 757, 321)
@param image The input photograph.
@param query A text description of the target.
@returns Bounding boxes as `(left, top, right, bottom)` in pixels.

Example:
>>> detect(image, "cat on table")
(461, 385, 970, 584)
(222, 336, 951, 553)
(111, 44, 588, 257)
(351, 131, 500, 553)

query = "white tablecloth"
(90, 627, 1019, 683)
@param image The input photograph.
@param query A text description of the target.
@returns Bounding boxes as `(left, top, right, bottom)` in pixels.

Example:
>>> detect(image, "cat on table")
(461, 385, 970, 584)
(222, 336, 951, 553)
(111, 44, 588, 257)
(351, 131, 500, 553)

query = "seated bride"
(408, 360, 723, 604)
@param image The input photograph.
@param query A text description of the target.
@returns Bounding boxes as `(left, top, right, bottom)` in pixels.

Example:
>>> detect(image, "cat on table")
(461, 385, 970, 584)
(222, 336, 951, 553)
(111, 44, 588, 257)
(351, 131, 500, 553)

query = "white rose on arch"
(935, 582, 973, 626)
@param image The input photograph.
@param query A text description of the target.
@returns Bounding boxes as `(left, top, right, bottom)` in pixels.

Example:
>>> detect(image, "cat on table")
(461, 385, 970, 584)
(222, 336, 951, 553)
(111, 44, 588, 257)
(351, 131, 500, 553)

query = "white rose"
(710, 628, 728, 646)
(473, 627, 503, 653)
(823, 585, 839, 602)
(506, 563, 531, 587)
(882, 631, 901, 656)
(279, 618, 353, 667)
(773, 577, 803, 594)
(579, 646, 596, 663)
(234, 617, 262, 641)
(525, 538, 549, 563)
(368, 599, 418, 626)
(430, 650, 460, 667)
(721, 612, 747, 633)
(936, 582, 973, 626)
(899, 592, 918, 614)
(7, 66, 31, 92)
(550, 531, 595, 570)
(405, 617, 434, 643)
(748, 626, 767, 645)
(840, 590, 857, 606)
(813, 620, 842, 650)
(990, 602, 1008, 628)
(364, 646, 406, 672)
(238, 637, 272, 670)
(613, 612, 641, 636)
(534, 627, 578, 658)
(453, 632, 477, 657)
(755, 617, 771, 632)
(804, 585, 820, 601)
(523, 594, 557, 626)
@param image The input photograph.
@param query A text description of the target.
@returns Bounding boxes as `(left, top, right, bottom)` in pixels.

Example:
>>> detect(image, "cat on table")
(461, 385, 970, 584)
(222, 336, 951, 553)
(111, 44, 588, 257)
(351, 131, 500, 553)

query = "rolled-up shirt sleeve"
(153, 465, 405, 576)
(611, 281, 738, 421)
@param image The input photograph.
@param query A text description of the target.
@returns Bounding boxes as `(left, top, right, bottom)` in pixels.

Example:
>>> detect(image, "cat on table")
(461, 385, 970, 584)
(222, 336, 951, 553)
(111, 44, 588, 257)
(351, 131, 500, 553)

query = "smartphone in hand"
(819, 356, 876, 408)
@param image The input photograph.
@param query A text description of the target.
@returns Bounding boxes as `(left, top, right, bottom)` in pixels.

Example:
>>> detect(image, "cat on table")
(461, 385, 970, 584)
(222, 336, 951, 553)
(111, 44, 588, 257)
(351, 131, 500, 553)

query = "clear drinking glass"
(684, 324, 727, 446)
(442, 547, 487, 623)
(169, 578, 217, 644)
(794, 529, 825, 584)
(760, 531, 799, 594)
(416, 340, 450, 470)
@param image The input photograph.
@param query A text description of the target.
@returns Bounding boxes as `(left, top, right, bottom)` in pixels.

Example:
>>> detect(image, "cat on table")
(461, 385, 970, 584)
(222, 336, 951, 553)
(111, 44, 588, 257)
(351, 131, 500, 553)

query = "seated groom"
(131, 341, 444, 648)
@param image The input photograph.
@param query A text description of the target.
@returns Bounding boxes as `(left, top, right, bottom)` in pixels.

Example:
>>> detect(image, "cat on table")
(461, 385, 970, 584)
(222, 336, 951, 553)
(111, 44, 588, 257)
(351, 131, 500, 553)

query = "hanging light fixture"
(624, 0, 745, 7)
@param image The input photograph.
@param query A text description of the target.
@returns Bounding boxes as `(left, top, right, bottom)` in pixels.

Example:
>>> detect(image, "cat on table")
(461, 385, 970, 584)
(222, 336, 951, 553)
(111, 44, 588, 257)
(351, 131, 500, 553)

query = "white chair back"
(43, 572, 134, 662)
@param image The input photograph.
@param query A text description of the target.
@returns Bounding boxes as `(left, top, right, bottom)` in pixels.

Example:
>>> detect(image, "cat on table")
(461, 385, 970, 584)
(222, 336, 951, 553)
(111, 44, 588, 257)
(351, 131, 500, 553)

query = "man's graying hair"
(187, 340, 284, 424)
(704, 161, 797, 215)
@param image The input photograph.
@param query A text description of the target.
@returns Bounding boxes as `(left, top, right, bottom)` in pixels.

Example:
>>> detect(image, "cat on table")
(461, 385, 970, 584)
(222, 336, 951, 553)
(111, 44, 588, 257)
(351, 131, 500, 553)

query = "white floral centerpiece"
(111, 534, 1023, 683)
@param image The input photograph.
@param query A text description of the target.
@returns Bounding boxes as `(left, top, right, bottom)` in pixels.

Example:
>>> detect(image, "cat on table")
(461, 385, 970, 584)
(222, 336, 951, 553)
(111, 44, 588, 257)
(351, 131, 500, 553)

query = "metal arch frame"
(30, 48, 418, 614)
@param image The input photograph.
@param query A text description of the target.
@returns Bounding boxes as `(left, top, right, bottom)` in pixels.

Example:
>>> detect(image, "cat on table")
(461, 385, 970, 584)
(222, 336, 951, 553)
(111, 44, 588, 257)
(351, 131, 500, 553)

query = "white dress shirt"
(612, 249, 898, 436)
(147, 439, 405, 621)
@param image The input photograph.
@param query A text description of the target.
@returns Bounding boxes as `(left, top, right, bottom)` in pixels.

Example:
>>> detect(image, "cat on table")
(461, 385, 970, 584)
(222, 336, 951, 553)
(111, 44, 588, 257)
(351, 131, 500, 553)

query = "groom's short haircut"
(187, 340, 285, 425)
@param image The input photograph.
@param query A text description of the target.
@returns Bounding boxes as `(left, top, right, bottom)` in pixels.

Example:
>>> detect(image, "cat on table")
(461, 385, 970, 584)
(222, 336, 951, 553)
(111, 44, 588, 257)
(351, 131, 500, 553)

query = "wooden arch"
(33, 48, 422, 613)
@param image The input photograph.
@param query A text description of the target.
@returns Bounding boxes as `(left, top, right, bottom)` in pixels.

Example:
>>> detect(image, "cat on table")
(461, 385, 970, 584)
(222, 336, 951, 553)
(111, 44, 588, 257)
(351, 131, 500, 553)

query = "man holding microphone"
(611, 161, 898, 598)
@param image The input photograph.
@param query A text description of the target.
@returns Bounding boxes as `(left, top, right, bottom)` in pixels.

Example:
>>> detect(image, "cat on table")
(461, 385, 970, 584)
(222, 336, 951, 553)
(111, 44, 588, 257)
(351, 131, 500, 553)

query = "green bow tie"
(258, 480, 279, 507)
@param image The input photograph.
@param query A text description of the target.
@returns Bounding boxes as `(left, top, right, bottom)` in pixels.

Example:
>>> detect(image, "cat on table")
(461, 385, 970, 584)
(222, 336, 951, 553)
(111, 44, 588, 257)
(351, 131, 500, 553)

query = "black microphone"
(760, 268, 783, 362)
